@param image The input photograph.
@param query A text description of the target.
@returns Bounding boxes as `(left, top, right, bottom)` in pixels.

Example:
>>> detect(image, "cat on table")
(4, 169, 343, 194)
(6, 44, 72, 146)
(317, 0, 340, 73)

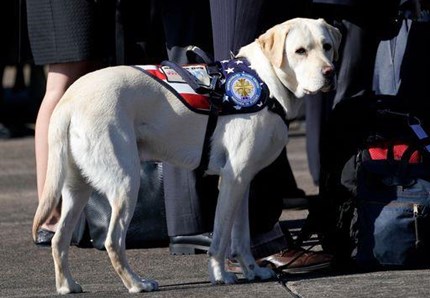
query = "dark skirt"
(26, 0, 114, 65)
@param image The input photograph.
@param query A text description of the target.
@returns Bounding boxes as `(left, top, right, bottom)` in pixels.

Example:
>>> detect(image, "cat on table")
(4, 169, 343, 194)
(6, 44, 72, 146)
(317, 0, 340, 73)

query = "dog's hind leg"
(230, 188, 275, 281)
(51, 170, 91, 294)
(103, 159, 158, 293)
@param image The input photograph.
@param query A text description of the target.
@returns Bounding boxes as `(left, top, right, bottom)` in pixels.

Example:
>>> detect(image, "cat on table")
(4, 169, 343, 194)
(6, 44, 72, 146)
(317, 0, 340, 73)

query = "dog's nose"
(322, 66, 334, 78)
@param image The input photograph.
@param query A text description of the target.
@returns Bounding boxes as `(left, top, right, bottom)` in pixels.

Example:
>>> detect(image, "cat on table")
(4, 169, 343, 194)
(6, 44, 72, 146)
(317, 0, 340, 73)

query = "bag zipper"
(413, 203, 422, 249)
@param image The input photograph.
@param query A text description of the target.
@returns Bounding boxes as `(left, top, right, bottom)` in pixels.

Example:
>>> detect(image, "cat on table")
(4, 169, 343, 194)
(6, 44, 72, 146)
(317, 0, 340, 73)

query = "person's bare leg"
(35, 61, 95, 231)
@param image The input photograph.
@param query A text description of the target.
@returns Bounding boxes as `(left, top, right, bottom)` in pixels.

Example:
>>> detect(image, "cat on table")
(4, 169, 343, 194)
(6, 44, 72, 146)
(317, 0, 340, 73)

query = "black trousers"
(305, 5, 384, 184)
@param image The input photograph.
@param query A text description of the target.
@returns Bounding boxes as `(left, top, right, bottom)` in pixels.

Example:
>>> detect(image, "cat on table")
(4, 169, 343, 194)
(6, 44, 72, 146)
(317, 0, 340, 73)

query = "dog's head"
(258, 18, 342, 98)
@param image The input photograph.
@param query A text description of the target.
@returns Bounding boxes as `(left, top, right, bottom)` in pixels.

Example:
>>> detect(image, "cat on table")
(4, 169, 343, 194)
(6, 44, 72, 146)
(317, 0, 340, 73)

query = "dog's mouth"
(303, 88, 318, 95)
(322, 74, 337, 92)
(321, 83, 334, 93)
(300, 74, 336, 95)
(303, 82, 333, 95)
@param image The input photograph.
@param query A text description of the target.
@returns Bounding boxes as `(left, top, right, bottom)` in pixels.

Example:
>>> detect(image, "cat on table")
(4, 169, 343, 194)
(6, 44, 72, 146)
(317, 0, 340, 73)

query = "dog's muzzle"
(321, 66, 336, 92)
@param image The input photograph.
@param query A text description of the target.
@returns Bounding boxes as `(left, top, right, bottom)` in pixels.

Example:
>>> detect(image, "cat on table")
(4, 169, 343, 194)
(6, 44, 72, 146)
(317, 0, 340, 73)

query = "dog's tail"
(32, 101, 72, 242)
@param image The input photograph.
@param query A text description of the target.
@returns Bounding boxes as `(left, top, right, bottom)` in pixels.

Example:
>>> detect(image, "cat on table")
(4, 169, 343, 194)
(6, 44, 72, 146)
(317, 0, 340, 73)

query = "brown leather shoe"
(226, 249, 332, 274)
(260, 249, 333, 274)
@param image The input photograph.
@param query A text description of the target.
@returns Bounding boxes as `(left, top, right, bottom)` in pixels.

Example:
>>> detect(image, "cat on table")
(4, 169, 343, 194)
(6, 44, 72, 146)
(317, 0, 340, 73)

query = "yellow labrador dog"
(33, 18, 341, 294)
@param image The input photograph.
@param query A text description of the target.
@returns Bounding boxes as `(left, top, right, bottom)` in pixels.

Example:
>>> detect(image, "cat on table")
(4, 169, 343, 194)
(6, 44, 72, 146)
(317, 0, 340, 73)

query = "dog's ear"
(257, 21, 292, 68)
(318, 18, 342, 61)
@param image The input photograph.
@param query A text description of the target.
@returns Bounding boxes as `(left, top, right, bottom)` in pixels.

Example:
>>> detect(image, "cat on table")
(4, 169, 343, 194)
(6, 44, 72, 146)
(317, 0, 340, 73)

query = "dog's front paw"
(128, 279, 159, 293)
(252, 266, 276, 281)
(208, 258, 238, 285)
(56, 281, 83, 295)
(230, 257, 276, 282)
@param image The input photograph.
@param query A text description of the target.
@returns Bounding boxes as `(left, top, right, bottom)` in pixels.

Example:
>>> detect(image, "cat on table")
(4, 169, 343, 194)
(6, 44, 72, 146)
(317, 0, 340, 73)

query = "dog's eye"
(323, 43, 332, 51)
(295, 48, 306, 55)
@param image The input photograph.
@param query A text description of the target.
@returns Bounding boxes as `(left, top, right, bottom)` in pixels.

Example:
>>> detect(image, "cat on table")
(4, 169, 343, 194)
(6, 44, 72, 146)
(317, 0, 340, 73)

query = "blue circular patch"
(225, 73, 262, 107)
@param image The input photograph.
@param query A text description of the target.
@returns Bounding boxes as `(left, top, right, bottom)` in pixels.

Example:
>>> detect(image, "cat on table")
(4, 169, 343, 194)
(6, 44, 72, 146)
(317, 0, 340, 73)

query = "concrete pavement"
(1, 127, 429, 297)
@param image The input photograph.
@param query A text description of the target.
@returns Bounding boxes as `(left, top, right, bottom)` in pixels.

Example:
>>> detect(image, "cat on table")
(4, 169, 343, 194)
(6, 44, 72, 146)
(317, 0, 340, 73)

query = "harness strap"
(185, 46, 222, 91)
(195, 102, 221, 176)
(160, 59, 223, 174)
(267, 98, 289, 126)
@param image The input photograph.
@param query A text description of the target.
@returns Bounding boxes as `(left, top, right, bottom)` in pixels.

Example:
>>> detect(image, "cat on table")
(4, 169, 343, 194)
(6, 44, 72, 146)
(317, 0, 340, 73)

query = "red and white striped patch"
(136, 65, 211, 111)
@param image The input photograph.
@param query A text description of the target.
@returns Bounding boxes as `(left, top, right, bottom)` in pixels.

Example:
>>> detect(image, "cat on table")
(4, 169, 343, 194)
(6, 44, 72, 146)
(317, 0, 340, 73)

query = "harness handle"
(378, 109, 430, 153)
(185, 45, 214, 64)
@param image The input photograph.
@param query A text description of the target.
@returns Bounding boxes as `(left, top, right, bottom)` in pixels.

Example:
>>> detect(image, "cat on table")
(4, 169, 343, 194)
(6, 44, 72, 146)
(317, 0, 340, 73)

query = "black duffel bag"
(74, 161, 169, 250)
